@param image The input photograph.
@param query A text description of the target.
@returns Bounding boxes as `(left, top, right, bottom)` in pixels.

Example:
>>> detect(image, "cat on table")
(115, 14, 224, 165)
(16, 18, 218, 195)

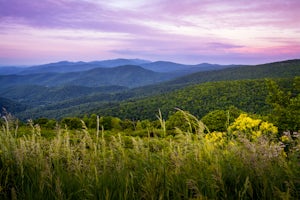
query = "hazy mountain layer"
(10, 59, 300, 120)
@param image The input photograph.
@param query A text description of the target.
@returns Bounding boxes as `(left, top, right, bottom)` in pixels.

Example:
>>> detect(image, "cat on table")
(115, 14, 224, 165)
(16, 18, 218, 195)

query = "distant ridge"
(0, 65, 176, 88)
(166, 59, 300, 86)
(0, 67, 25, 75)
(0, 58, 241, 75)
(140, 61, 235, 73)
(15, 58, 152, 75)
(90, 58, 151, 67)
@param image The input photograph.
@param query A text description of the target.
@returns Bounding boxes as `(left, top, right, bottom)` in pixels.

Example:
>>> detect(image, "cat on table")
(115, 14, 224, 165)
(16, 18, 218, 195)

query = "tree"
(166, 110, 192, 133)
(266, 77, 300, 132)
(88, 114, 98, 129)
(201, 107, 242, 132)
(34, 118, 57, 129)
(45, 119, 57, 129)
(99, 116, 112, 130)
(61, 117, 82, 130)
(166, 109, 205, 134)
(111, 117, 122, 130)
(120, 119, 135, 131)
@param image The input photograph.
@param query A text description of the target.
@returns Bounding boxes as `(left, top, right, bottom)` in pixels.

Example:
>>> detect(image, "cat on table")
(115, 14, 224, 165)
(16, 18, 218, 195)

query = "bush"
(202, 107, 242, 132)
(228, 113, 278, 141)
(61, 117, 82, 129)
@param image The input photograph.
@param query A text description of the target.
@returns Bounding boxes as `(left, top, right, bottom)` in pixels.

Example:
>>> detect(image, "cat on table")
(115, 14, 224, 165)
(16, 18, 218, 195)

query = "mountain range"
(0, 58, 238, 75)
(0, 65, 175, 89)
(0, 58, 299, 120)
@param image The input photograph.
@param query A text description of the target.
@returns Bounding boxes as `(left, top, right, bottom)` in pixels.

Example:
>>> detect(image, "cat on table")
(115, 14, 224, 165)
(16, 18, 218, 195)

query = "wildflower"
(280, 135, 290, 143)
(205, 131, 226, 146)
(229, 114, 278, 141)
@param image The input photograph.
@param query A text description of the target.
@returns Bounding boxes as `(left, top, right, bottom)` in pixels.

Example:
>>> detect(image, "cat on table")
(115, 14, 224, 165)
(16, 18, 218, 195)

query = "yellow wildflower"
(229, 114, 278, 140)
(280, 135, 290, 143)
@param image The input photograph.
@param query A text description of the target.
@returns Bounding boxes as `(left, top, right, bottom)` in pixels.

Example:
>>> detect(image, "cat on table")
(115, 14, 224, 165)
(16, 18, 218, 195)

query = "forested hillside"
(14, 78, 293, 121)
(95, 78, 293, 120)
(164, 59, 300, 86)
(0, 97, 27, 113)
(117, 59, 300, 100)
(0, 85, 127, 106)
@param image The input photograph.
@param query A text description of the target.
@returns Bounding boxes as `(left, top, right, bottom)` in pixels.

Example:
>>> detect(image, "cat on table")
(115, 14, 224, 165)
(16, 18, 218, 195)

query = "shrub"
(228, 114, 278, 141)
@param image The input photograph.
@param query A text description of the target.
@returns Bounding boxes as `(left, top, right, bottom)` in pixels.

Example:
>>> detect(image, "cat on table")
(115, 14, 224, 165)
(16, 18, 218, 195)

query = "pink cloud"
(144, 0, 300, 29)
(0, 0, 299, 65)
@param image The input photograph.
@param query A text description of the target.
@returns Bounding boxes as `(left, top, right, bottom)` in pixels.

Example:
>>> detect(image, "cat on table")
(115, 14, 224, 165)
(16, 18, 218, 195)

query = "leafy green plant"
(266, 77, 300, 132)
(0, 110, 299, 199)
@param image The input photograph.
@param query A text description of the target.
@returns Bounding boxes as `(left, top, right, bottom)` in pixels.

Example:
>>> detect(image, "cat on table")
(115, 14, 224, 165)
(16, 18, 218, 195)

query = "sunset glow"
(0, 0, 300, 65)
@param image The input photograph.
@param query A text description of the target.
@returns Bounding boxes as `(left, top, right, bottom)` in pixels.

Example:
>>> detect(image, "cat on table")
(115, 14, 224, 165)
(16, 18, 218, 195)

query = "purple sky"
(0, 0, 300, 65)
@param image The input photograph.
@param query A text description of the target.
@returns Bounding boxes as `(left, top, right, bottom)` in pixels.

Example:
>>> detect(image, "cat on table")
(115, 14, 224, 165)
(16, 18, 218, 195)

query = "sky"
(0, 0, 300, 65)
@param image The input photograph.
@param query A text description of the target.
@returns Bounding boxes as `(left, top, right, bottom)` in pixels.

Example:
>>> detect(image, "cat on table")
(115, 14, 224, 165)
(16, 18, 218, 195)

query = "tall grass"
(0, 112, 299, 199)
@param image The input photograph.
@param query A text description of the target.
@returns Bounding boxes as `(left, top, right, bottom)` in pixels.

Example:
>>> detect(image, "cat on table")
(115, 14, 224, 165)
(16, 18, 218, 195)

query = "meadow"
(0, 110, 299, 200)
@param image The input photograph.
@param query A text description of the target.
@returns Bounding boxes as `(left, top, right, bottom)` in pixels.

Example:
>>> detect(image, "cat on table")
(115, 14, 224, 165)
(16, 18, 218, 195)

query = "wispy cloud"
(0, 0, 299, 65)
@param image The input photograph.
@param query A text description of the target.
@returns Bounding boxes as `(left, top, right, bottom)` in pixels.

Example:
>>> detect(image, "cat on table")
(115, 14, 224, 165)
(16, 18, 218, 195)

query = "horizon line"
(1, 57, 299, 68)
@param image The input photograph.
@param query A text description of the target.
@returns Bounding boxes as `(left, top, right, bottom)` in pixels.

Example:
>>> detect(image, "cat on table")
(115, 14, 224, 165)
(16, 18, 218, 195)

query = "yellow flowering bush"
(260, 122, 278, 137)
(205, 131, 227, 147)
(228, 114, 278, 141)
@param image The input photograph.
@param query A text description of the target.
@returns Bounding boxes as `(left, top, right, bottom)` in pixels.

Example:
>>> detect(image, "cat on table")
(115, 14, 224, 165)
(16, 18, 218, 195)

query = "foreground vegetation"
(1, 109, 300, 199)
(0, 76, 299, 199)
